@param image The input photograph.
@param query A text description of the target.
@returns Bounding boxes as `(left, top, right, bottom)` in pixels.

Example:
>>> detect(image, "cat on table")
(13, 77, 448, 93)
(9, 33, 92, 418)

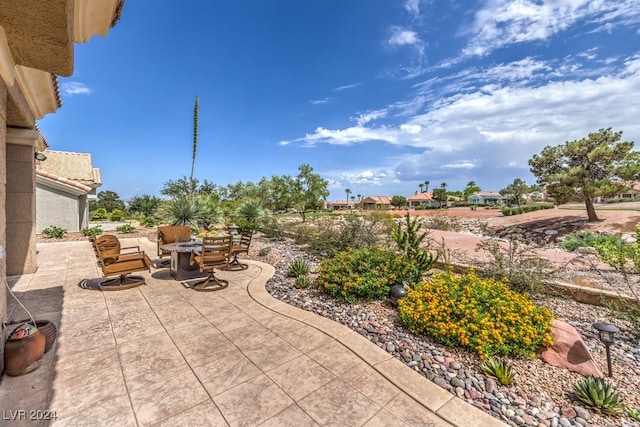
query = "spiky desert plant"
(295, 275, 312, 289)
(572, 376, 623, 415)
(481, 357, 514, 385)
(287, 259, 310, 278)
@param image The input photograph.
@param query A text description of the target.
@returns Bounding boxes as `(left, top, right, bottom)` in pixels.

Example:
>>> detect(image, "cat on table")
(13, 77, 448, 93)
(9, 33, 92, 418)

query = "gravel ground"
(245, 236, 640, 427)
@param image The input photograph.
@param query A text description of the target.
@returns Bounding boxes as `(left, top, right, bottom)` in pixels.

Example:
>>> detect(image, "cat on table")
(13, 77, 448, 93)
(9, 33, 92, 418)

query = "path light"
(592, 321, 619, 377)
(389, 284, 408, 307)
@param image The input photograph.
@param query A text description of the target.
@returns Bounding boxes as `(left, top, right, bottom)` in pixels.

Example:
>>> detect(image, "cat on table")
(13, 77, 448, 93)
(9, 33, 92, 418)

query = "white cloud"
(309, 98, 334, 105)
(388, 27, 421, 46)
(462, 0, 640, 58)
(60, 82, 92, 96)
(284, 55, 640, 190)
(334, 83, 362, 91)
(404, 0, 421, 17)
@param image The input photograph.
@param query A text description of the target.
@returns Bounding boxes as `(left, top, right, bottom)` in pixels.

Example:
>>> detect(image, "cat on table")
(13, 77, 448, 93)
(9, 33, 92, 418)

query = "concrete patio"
(1, 238, 504, 426)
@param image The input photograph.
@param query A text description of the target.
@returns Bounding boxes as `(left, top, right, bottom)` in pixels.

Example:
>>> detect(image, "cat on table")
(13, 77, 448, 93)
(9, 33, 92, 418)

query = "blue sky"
(38, 0, 640, 202)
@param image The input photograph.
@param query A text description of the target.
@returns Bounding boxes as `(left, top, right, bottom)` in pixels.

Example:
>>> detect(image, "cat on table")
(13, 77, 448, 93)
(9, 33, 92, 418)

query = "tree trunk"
(585, 196, 599, 222)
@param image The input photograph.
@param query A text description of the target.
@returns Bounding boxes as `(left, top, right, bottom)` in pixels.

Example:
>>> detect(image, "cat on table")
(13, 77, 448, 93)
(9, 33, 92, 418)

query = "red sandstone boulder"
(538, 319, 603, 377)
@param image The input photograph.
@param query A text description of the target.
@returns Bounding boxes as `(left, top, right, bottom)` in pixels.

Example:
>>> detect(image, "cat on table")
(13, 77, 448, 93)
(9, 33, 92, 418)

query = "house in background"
(324, 200, 355, 210)
(361, 196, 391, 210)
(35, 150, 102, 232)
(407, 192, 439, 208)
(468, 191, 509, 206)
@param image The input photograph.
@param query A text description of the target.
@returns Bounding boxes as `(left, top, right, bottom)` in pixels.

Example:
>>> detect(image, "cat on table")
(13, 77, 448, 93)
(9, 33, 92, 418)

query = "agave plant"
(572, 376, 623, 415)
(481, 357, 514, 385)
(287, 259, 310, 278)
(235, 199, 266, 231)
(295, 275, 312, 289)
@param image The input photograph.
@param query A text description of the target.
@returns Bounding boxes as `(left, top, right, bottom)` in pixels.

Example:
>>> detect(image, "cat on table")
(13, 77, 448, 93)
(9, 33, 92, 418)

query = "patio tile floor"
(1, 238, 505, 426)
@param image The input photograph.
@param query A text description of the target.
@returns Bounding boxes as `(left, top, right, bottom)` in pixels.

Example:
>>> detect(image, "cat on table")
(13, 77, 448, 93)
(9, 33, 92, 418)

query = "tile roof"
(362, 196, 391, 204)
(36, 150, 100, 187)
(35, 170, 92, 193)
(407, 192, 433, 201)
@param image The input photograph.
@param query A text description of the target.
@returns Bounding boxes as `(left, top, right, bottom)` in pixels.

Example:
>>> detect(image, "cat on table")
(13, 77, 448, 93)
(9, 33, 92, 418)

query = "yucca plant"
(627, 407, 640, 420)
(287, 259, 310, 278)
(572, 376, 623, 415)
(481, 357, 514, 385)
(295, 275, 312, 288)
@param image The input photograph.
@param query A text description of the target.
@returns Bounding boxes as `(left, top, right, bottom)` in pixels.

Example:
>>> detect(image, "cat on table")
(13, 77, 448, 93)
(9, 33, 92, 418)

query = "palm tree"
(345, 188, 352, 209)
(424, 180, 430, 193)
(419, 183, 424, 193)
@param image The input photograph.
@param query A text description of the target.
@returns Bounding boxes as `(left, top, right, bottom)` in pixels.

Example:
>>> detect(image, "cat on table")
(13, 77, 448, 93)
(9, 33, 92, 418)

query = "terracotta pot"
(4, 330, 45, 376)
(34, 321, 58, 353)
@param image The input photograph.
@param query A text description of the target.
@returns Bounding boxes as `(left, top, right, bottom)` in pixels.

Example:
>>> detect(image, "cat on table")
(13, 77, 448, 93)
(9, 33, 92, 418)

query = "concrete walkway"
(1, 238, 504, 426)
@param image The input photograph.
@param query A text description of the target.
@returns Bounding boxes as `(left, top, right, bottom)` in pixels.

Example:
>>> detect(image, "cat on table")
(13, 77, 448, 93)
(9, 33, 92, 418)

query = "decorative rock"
(522, 414, 535, 425)
(386, 342, 395, 352)
(511, 415, 525, 425)
(538, 319, 604, 377)
(451, 377, 466, 388)
(576, 246, 598, 255)
(573, 406, 590, 420)
(433, 377, 448, 389)
(560, 403, 576, 419)
(485, 377, 498, 393)
(558, 417, 571, 427)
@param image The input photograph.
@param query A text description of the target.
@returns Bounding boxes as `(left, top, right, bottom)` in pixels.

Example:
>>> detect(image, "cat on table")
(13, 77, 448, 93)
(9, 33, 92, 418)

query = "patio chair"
(157, 225, 192, 266)
(187, 234, 233, 291)
(93, 235, 152, 291)
(226, 231, 253, 271)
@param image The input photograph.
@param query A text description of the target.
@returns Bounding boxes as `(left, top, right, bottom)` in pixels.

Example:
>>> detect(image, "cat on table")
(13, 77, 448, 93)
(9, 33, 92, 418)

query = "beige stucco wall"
(36, 184, 81, 233)
(0, 80, 7, 373)
(6, 144, 36, 275)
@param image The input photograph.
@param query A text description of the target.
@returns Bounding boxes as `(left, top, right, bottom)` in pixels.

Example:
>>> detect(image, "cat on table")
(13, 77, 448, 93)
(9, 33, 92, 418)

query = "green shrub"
(91, 207, 108, 221)
(398, 269, 554, 359)
(287, 259, 310, 278)
(391, 213, 438, 287)
(139, 216, 157, 227)
(42, 225, 66, 239)
(562, 231, 622, 252)
(481, 357, 514, 385)
(258, 246, 272, 256)
(115, 223, 136, 233)
(572, 376, 623, 415)
(260, 217, 285, 239)
(315, 246, 412, 303)
(110, 208, 125, 222)
(295, 275, 312, 288)
(82, 226, 103, 237)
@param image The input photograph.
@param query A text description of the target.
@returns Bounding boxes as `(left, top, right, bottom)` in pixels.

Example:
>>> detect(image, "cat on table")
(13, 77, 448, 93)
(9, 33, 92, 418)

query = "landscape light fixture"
(592, 321, 619, 377)
(34, 152, 47, 161)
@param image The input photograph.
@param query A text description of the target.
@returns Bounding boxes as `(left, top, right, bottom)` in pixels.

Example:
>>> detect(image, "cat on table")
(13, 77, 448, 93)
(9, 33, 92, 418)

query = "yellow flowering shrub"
(398, 269, 554, 359)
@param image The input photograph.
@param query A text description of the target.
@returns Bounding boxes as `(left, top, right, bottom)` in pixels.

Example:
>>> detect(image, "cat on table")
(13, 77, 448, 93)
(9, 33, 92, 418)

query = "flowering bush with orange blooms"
(398, 269, 554, 359)
(315, 246, 413, 303)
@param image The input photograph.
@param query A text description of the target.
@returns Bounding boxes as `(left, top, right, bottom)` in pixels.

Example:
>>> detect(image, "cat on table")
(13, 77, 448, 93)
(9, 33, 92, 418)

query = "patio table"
(160, 242, 207, 281)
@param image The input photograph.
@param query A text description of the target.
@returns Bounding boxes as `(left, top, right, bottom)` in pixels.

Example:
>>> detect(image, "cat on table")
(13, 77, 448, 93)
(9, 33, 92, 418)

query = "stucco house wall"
(36, 184, 82, 232)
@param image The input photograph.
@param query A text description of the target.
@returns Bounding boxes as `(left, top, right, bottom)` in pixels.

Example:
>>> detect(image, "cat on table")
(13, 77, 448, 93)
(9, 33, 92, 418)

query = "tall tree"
(390, 195, 407, 209)
(432, 182, 448, 208)
(529, 128, 640, 221)
(499, 178, 530, 206)
(189, 95, 199, 194)
(418, 183, 424, 193)
(90, 190, 125, 213)
(293, 164, 329, 222)
(345, 188, 352, 207)
(463, 181, 481, 200)
(127, 194, 161, 217)
(424, 180, 430, 193)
